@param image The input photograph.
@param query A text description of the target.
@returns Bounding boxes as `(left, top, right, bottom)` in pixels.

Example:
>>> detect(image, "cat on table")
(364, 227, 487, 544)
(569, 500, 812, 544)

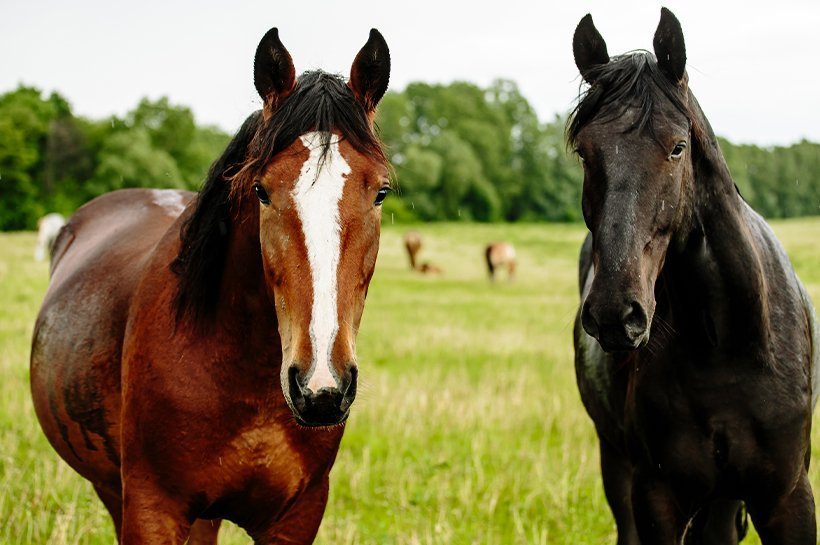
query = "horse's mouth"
(595, 331, 649, 353)
(292, 409, 350, 429)
(284, 390, 350, 428)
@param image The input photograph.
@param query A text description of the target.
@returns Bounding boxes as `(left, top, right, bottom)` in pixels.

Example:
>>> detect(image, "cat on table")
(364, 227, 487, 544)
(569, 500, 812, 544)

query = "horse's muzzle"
(582, 298, 649, 352)
(287, 365, 357, 426)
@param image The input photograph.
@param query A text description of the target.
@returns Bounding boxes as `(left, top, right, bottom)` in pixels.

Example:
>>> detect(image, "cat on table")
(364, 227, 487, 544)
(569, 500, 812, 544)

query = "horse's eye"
(254, 183, 270, 205)
(575, 149, 586, 163)
(669, 141, 687, 159)
(374, 187, 391, 206)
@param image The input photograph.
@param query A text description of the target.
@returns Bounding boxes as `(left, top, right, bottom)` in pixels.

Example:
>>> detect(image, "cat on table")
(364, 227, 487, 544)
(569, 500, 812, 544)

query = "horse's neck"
(217, 203, 278, 340)
(667, 113, 771, 352)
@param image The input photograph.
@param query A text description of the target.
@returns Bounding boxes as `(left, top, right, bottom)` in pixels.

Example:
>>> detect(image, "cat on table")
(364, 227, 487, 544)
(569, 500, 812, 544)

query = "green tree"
(393, 146, 444, 220)
(0, 86, 72, 229)
(88, 128, 182, 195)
(127, 97, 227, 189)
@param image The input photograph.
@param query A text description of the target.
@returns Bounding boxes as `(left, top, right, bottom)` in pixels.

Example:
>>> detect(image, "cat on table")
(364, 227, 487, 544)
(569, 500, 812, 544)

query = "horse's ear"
(349, 29, 390, 113)
(573, 14, 609, 84)
(653, 7, 687, 84)
(254, 28, 296, 111)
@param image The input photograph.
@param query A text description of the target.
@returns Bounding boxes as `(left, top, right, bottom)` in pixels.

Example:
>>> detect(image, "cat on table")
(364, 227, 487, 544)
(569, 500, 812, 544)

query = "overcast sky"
(2, 0, 818, 146)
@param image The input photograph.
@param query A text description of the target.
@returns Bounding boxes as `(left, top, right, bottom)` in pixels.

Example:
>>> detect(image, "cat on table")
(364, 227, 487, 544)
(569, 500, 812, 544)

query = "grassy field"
(1, 219, 819, 544)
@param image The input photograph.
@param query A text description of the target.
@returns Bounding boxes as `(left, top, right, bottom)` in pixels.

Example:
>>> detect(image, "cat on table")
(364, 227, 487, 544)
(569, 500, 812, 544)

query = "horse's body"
(571, 10, 818, 544)
(485, 242, 515, 282)
(31, 28, 391, 545)
(35, 212, 66, 261)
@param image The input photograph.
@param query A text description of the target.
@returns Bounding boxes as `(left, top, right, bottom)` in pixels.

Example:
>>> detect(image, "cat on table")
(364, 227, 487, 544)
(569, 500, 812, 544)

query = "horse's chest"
(202, 420, 341, 518)
(627, 377, 741, 467)
(624, 359, 803, 484)
(217, 418, 340, 482)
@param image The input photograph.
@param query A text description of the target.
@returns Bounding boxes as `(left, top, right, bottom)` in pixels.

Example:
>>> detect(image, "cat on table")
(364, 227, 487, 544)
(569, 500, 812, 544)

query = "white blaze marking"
(151, 189, 186, 215)
(293, 132, 350, 393)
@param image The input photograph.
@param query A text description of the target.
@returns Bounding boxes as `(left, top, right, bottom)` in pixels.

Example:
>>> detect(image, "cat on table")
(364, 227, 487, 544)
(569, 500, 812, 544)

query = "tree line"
(1, 82, 817, 230)
(0, 86, 228, 230)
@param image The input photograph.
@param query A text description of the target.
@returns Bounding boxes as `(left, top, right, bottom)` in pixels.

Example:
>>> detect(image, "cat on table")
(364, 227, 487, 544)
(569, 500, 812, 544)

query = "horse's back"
(743, 203, 820, 409)
(31, 188, 193, 488)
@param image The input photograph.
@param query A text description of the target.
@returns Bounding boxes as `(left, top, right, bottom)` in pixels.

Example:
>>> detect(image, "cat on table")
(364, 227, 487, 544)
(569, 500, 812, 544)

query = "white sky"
(2, 0, 818, 146)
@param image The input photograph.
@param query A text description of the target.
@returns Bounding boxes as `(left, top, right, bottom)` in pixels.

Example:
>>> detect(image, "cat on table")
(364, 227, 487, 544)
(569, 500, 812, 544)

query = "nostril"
(339, 367, 358, 413)
(344, 367, 358, 397)
(288, 366, 307, 412)
(581, 300, 599, 338)
(623, 301, 648, 337)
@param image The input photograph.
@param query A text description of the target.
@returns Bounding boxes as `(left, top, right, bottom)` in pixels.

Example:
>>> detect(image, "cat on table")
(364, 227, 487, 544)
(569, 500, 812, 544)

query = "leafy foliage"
(378, 80, 584, 222)
(0, 83, 817, 230)
(377, 80, 820, 222)
(0, 87, 229, 230)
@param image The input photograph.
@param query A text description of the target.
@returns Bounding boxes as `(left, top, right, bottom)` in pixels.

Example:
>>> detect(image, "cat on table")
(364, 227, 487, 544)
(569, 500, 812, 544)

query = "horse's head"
(246, 29, 390, 426)
(569, 9, 696, 352)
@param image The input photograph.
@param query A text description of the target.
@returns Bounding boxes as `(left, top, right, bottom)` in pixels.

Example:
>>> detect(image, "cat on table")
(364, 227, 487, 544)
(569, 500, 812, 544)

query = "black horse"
(570, 8, 819, 545)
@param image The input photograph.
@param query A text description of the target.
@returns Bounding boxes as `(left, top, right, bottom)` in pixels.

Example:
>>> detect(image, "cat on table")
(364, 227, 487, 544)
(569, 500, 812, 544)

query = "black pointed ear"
(573, 14, 609, 84)
(653, 8, 687, 84)
(254, 28, 296, 110)
(349, 29, 390, 113)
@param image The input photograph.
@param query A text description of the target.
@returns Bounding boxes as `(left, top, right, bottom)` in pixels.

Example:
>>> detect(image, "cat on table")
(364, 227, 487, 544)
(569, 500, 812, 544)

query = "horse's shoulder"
(574, 311, 627, 442)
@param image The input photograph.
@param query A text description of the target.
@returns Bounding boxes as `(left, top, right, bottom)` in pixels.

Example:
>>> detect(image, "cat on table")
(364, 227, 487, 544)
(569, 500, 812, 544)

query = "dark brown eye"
(254, 183, 270, 205)
(669, 141, 687, 159)
(374, 187, 391, 206)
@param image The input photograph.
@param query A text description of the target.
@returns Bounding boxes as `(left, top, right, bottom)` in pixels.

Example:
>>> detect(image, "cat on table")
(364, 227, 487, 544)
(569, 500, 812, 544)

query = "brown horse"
(485, 241, 516, 282)
(30, 28, 391, 544)
(403, 230, 422, 270)
(571, 9, 818, 545)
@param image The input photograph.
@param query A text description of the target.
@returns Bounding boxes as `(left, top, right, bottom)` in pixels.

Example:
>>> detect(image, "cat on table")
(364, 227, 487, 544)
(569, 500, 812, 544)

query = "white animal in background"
(35, 213, 66, 262)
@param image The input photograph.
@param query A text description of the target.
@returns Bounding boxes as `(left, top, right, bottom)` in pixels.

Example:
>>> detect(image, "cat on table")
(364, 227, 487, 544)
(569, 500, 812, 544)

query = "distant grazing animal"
(418, 262, 443, 275)
(35, 213, 66, 262)
(485, 242, 516, 282)
(404, 231, 422, 270)
(30, 28, 391, 544)
(571, 9, 818, 545)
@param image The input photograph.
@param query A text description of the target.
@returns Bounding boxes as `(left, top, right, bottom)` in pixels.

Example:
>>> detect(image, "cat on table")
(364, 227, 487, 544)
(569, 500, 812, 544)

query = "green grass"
(1, 219, 819, 544)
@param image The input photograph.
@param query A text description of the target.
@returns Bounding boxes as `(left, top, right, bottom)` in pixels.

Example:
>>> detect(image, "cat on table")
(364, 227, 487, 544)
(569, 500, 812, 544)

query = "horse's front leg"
(599, 437, 640, 545)
(749, 471, 816, 545)
(248, 480, 330, 545)
(120, 477, 192, 545)
(631, 469, 691, 545)
(683, 499, 747, 545)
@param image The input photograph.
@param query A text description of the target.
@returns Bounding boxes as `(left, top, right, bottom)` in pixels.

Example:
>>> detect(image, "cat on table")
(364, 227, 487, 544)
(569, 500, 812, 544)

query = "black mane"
(567, 51, 702, 150)
(239, 70, 386, 183)
(171, 70, 386, 325)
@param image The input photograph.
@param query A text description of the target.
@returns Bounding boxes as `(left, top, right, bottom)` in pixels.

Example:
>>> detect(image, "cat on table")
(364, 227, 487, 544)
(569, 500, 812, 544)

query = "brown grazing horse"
(30, 28, 391, 544)
(571, 9, 819, 545)
(403, 230, 422, 270)
(485, 242, 516, 282)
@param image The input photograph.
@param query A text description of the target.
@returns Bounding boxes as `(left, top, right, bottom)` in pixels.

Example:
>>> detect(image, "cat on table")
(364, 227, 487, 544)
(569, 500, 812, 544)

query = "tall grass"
(1, 220, 819, 544)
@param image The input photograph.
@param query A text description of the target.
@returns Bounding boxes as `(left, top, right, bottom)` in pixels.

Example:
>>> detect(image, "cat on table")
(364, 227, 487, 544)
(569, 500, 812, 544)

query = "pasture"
(1, 219, 819, 544)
